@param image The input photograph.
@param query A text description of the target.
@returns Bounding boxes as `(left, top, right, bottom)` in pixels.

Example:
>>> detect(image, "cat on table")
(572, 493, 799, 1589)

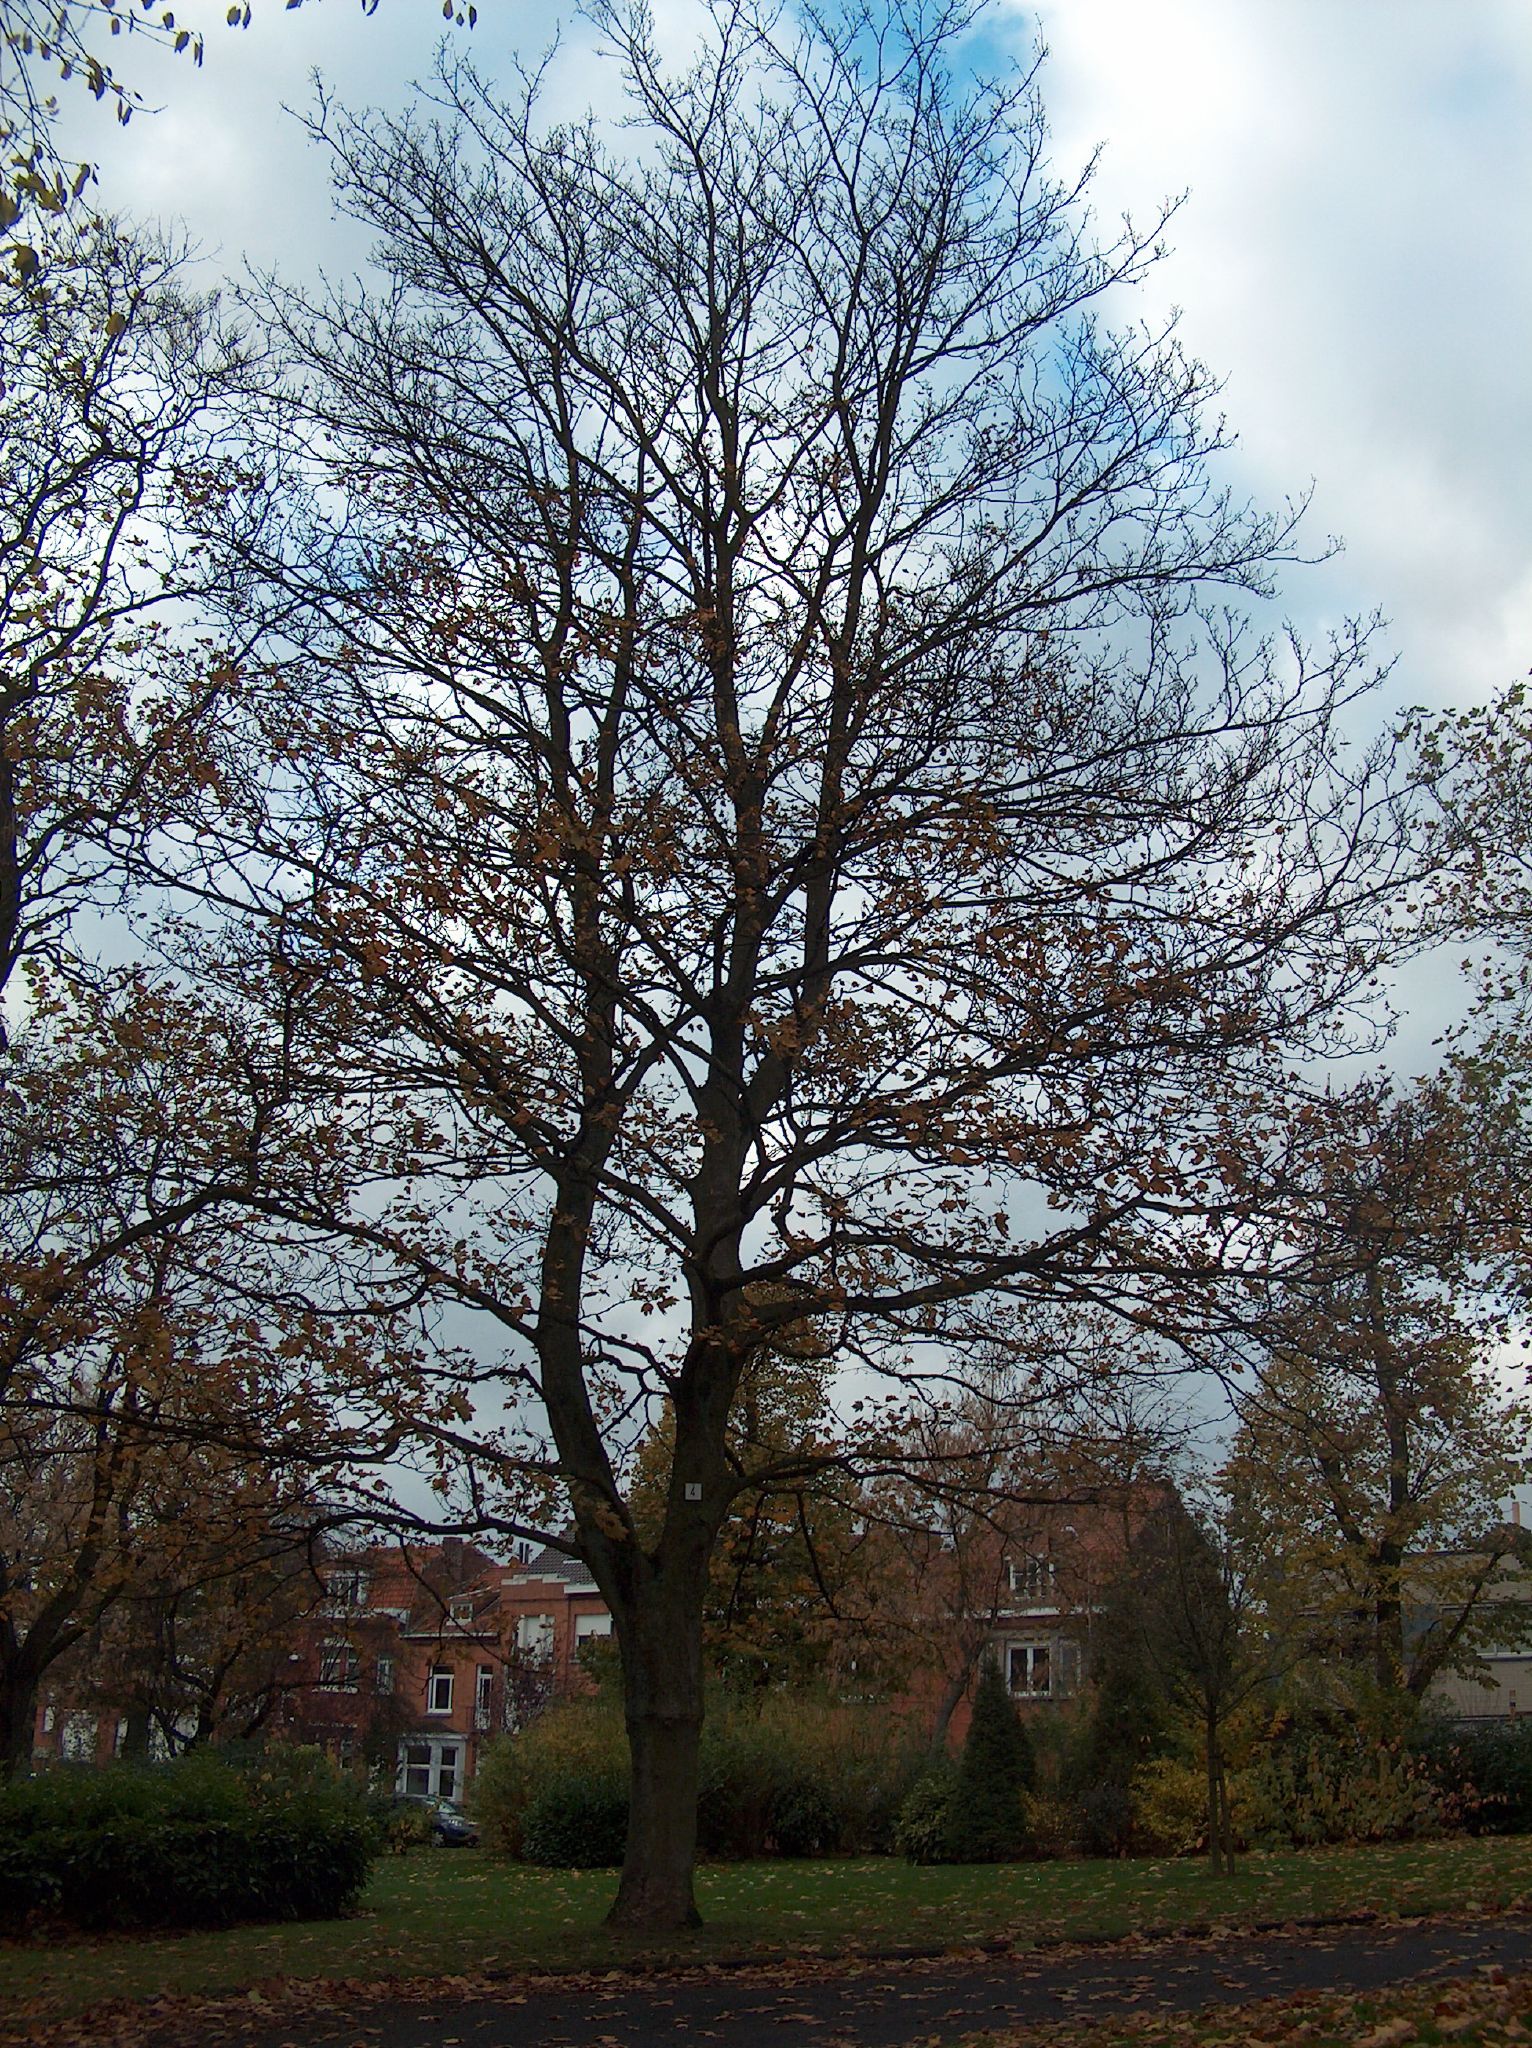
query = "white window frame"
(398, 1736, 462, 1801)
(1004, 1635, 1081, 1699)
(319, 1640, 361, 1692)
(427, 1665, 454, 1715)
(574, 1611, 613, 1643)
(475, 1664, 493, 1725)
(325, 1569, 368, 1609)
(375, 1654, 395, 1695)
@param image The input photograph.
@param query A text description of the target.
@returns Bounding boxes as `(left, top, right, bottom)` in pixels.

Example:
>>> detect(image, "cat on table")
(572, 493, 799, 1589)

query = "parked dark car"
(396, 1794, 479, 1846)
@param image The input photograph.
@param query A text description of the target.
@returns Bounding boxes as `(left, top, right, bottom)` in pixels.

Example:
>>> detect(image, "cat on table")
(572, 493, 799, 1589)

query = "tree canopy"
(141, 0, 1432, 1927)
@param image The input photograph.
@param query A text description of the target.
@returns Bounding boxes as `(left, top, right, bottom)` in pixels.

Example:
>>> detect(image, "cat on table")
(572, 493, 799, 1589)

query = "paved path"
(148, 1913, 1532, 2048)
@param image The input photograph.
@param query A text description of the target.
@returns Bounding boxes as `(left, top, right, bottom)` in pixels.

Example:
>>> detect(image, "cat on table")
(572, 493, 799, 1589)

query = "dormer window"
(325, 1569, 367, 1609)
(1007, 1554, 1056, 1603)
(450, 1595, 474, 1624)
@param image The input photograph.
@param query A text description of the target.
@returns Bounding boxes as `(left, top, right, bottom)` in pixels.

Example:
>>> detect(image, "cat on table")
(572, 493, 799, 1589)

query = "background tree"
(857, 1372, 1171, 1749)
(629, 1314, 869, 1694)
(191, 0, 1420, 1930)
(80, 1462, 334, 1758)
(1221, 1079, 1531, 1722)
(1128, 1482, 1273, 1877)
(0, 210, 431, 1774)
(0, 213, 246, 1031)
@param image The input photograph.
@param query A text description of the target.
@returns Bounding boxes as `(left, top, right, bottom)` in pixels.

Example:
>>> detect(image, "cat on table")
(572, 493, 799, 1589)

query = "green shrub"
(1073, 1779, 1135, 1858)
(0, 1750, 376, 1933)
(1413, 1717, 1532, 1835)
(477, 1690, 921, 1864)
(767, 1774, 838, 1857)
(945, 1657, 1034, 1862)
(474, 1698, 630, 1858)
(1244, 1724, 1447, 1848)
(520, 1776, 629, 1867)
(894, 1761, 959, 1864)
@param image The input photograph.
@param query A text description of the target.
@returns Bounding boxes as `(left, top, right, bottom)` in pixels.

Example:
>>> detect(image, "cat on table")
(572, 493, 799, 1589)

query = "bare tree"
(187, 0, 1420, 1928)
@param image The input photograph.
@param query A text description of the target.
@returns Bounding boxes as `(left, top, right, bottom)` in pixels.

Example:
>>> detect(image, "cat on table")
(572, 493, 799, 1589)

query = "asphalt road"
(138, 1912, 1532, 2048)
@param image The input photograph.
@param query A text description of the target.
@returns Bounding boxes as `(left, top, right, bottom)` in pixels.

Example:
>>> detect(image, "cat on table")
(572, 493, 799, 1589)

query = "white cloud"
(1020, 0, 1532, 715)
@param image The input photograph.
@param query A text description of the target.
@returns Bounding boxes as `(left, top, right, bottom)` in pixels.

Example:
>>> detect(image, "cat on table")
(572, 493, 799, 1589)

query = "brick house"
(275, 1538, 505, 1801)
(925, 1483, 1168, 1746)
(272, 1537, 619, 1796)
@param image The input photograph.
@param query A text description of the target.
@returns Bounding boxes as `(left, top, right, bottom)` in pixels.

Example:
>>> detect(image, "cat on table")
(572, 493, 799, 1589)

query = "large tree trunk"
(607, 1573, 707, 1932)
(0, 1664, 41, 1780)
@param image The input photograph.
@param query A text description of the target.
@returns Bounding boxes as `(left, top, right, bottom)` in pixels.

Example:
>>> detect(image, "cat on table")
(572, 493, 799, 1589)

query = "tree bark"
(0, 1667, 40, 1780)
(606, 1576, 707, 1932)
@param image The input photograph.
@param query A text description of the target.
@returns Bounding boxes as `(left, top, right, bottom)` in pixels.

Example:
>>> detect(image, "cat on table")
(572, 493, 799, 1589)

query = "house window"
(1006, 1637, 1081, 1699)
(427, 1665, 454, 1714)
(325, 1569, 367, 1608)
(516, 1613, 555, 1665)
(61, 1710, 97, 1762)
(574, 1612, 613, 1642)
(319, 1641, 361, 1692)
(1008, 1554, 1057, 1604)
(450, 1595, 474, 1624)
(1008, 1641, 1050, 1696)
(375, 1654, 395, 1695)
(399, 1737, 461, 1801)
(475, 1664, 493, 1727)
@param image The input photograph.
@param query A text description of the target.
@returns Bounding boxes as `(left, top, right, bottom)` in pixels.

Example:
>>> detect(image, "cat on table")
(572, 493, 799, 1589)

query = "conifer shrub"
(943, 1656, 1035, 1862)
(1065, 1642, 1175, 1856)
(0, 1750, 376, 1933)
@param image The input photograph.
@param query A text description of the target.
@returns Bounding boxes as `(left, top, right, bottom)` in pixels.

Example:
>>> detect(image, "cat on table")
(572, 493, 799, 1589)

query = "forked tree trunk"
(606, 1570, 708, 1931)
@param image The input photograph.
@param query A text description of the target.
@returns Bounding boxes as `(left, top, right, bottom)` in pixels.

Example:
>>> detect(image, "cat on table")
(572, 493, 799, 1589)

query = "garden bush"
(520, 1775, 630, 1867)
(1413, 1717, 1532, 1835)
(473, 1696, 629, 1859)
(477, 1690, 922, 1864)
(894, 1760, 959, 1864)
(1244, 1723, 1448, 1847)
(0, 1749, 376, 1933)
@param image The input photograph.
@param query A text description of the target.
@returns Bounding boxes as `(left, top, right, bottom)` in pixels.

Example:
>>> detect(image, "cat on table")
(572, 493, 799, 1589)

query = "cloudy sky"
(59, 0, 1532, 1063)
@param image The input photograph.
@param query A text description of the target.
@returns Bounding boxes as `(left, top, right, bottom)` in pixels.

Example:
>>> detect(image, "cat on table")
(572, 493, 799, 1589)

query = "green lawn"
(3, 1837, 1531, 2023)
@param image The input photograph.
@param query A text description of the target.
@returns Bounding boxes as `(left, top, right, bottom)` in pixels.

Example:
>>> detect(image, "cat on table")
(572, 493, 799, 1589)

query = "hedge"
(0, 1748, 378, 1933)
